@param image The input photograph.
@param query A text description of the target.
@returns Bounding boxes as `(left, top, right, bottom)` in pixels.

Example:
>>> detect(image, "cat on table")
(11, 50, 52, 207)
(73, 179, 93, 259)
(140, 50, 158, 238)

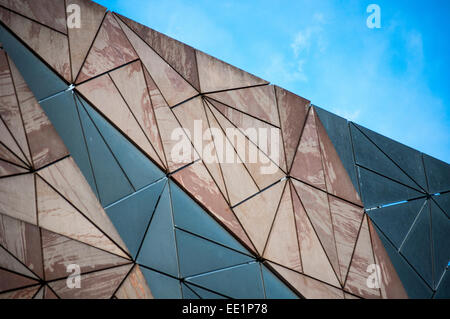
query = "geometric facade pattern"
(0, 0, 448, 299)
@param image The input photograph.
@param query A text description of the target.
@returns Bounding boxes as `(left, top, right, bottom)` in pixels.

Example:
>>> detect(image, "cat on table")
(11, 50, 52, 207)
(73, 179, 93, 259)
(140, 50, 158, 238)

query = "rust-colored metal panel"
(76, 12, 137, 83)
(275, 86, 310, 172)
(206, 85, 279, 127)
(196, 49, 268, 93)
(290, 109, 326, 191)
(42, 228, 130, 281)
(264, 184, 302, 273)
(0, 7, 71, 82)
(290, 182, 340, 287)
(116, 13, 200, 92)
(232, 180, 285, 254)
(9, 57, 68, 168)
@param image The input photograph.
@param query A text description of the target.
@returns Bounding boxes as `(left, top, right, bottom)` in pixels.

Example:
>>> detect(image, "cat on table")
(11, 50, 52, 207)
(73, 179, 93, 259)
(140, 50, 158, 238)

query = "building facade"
(0, 0, 448, 299)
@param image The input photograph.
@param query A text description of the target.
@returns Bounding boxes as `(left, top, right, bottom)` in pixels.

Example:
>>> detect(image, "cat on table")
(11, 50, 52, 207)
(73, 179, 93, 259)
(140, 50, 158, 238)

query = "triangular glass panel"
(137, 182, 179, 277)
(186, 262, 264, 299)
(106, 179, 166, 259)
(430, 200, 450, 289)
(175, 228, 253, 278)
(140, 267, 182, 299)
(77, 97, 134, 206)
(351, 123, 422, 191)
(79, 93, 165, 190)
(423, 154, 450, 194)
(261, 264, 298, 299)
(373, 223, 433, 298)
(399, 201, 433, 288)
(169, 180, 250, 255)
(357, 167, 425, 208)
(356, 124, 427, 191)
(39, 91, 98, 199)
(367, 198, 426, 249)
(0, 24, 66, 100)
(184, 283, 227, 299)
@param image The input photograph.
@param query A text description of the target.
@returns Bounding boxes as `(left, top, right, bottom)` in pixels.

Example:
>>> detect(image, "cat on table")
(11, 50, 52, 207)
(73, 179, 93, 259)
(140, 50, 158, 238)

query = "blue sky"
(94, 0, 450, 163)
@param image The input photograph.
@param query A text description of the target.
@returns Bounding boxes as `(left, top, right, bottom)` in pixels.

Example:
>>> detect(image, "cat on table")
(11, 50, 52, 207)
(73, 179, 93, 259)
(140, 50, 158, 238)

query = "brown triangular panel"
(9, 57, 68, 168)
(67, 0, 107, 81)
(0, 159, 27, 177)
(290, 108, 326, 191)
(275, 86, 310, 172)
(329, 196, 364, 284)
(116, 13, 200, 91)
(264, 183, 302, 272)
(206, 85, 279, 127)
(0, 173, 36, 225)
(109, 60, 166, 168)
(49, 263, 132, 299)
(233, 180, 286, 254)
(344, 215, 381, 298)
(204, 101, 258, 205)
(0, 284, 40, 299)
(268, 262, 344, 299)
(116, 16, 198, 106)
(0, 213, 43, 278)
(207, 100, 285, 190)
(42, 229, 130, 281)
(0, 245, 37, 279)
(316, 110, 362, 205)
(172, 97, 227, 198)
(196, 49, 268, 93)
(290, 182, 340, 287)
(114, 265, 153, 299)
(0, 114, 30, 167)
(208, 96, 286, 172)
(76, 12, 138, 83)
(0, 7, 71, 82)
(0, 49, 31, 164)
(0, 0, 67, 34)
(291, 179, 340, 280)
(0, 268, 38, 293)
(36, 175, 128, 258)
(368, 218, 408, 299)
(38, 157, 129, 254)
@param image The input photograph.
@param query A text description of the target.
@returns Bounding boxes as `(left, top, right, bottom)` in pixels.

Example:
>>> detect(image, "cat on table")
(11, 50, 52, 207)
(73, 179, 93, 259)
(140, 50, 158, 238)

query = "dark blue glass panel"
(81, 94, 165, 190)
(137, 182, 179, 277)
(355, 124, 427, 191)
(77, 100, 133, 206)
(351, 123, 421, 191)
(105, 179, 166, 259)
(314, 106, 359, 194)
(433, 192, 450, 218)
(170, 180, 250, 255)
(400, 201, 433, 287)
(430, 200, 450, 289)
(39, 91, 98, 198)
(140, 267, 182, 299)
(423, 154, 450, 194)
(186, 262, 265, 299)
(374, 224, 433, 298)
(261, 264, 298, 299)
(358, 167, 424, 208)
(175, 228, 253, 278)
(434, 270, 449, 299)
(0, 25, 66, 100)
(181, 283, 200, 299)
(367, 199, 425, 249)
(185, 283, 227, 299)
